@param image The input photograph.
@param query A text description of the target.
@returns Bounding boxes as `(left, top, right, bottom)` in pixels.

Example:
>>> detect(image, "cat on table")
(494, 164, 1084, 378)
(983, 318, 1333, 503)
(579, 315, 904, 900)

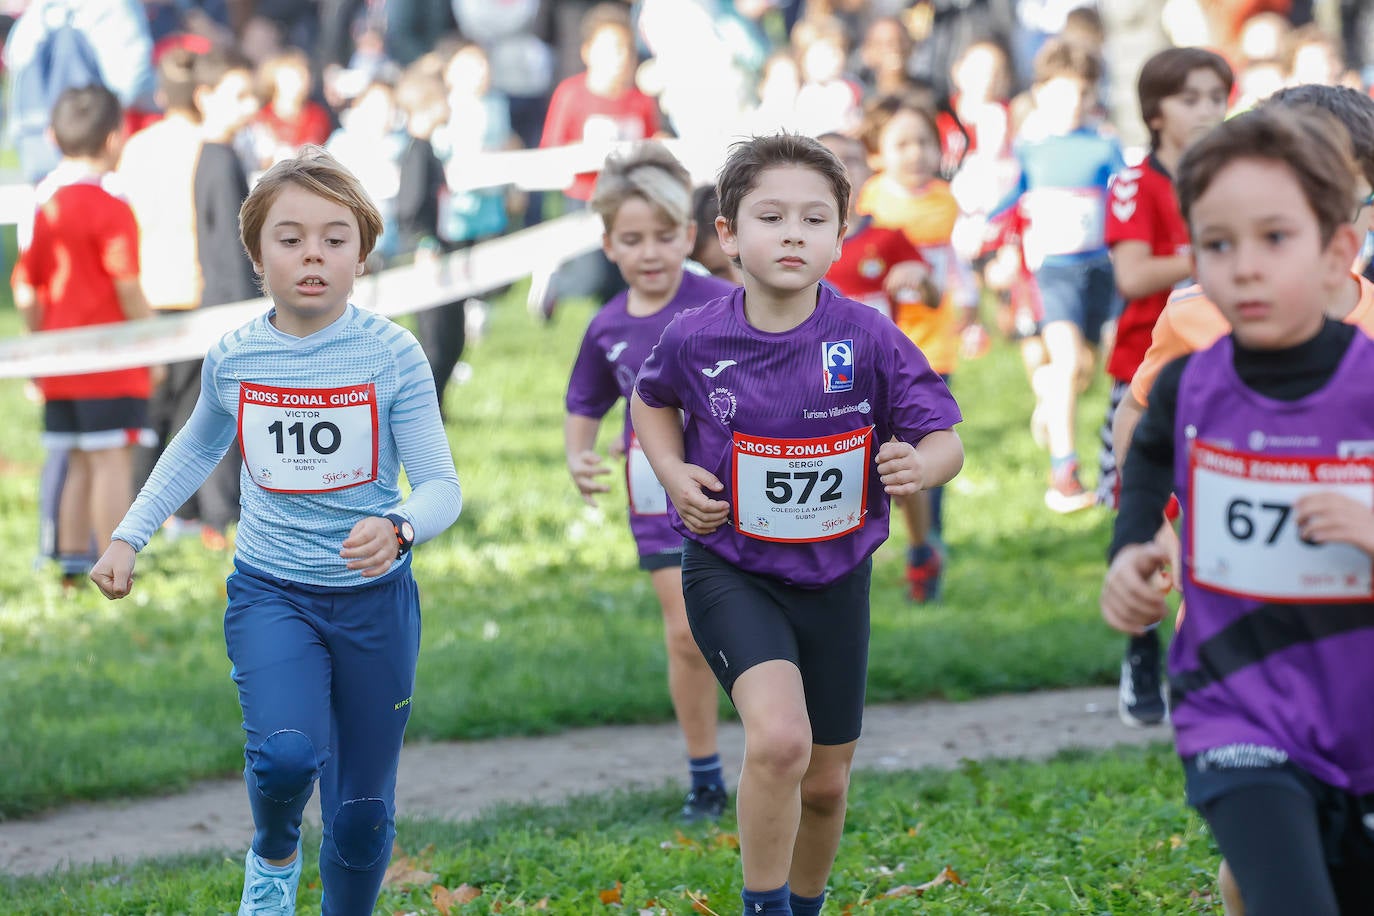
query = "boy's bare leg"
(1040, 320, 1085, 460)
(649, 566, 719, 758)
(1220, 860, 1246, 916)
(731, 660, 812, 891)
(87, 445, 134, 549)
(57, 449, 92, 558)
(788, 740, 857, 897)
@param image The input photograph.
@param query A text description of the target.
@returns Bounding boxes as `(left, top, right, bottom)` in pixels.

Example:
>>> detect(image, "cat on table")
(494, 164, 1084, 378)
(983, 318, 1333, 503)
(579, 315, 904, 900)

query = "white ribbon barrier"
(0, 209, 604, 379)
(0, 135, 736, 226)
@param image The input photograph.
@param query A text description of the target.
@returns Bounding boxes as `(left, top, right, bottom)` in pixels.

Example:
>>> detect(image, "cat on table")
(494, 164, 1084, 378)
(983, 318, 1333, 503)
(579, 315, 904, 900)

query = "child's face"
(345, 85, 394, 136)
(716, 165, 843, 298)
(1032, 75, 1090, 134)
(253, 184, 364, 336)
(445, 47, 490, 99)
(820, 135, 870, 219)
(1190, 158, 1355, 350)
(800, 36, 845, 84)
(860, 19, 907, 77)
(1288, 42, 1342, 87)
(272, 64, 309, 110)
(1153, 68, 1229, 154)
(875, 109, 940, 190)
(199, 69, 260, 134)
(603, 196, 695, 300)
(583, 25, 632, 84)
(952, 44, 1004, 102)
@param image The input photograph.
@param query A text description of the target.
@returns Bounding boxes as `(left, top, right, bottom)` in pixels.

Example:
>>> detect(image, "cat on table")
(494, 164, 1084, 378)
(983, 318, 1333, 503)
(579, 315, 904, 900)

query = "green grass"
(0, 290, 1128, 818)
(0, 743, 1222, 914)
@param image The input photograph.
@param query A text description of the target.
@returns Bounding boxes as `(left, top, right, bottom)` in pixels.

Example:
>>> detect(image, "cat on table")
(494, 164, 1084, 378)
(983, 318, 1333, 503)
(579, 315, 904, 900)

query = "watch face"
(400, 521, 415, 542)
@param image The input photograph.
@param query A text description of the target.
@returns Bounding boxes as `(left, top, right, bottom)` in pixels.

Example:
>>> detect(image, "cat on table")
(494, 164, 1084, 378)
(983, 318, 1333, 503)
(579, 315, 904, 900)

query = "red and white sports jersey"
(1105, 154, 1191, 382)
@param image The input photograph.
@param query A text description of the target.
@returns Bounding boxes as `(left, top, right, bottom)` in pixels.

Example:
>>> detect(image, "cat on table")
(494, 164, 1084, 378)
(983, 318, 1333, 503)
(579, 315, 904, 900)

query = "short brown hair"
(715, 133, 850, 233)
(1177, 105, 1358, 246)
(239, 145, 385, 264)
(1265, 84, 1374, 190)
(580, 2, 632, 46)
(591, 141, 693, 232)
(157, 46, 201, 116)
(1032, 38, 1101, 86)
(50, 85, 122, 158)
(856, 92, 940, 156)
(1137, 47, 1234, 149)
(192, 45, 251, 91)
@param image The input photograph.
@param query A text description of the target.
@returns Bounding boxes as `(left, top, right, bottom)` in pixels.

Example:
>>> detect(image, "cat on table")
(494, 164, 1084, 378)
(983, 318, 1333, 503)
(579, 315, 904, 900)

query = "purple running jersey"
(1172, 332, 1374, 792)
(636, 283, 961, 587)
(566, 271, 737, 557)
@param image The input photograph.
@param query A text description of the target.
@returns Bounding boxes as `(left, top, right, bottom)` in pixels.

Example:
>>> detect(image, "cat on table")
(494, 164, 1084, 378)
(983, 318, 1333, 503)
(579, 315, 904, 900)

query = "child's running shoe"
(1119, 631, 1168, 727)
(680, 784, 728, 823)
(238, 847, 300, 915)
(906, 543, 943, 603)
(1044, 463, 1096, 514)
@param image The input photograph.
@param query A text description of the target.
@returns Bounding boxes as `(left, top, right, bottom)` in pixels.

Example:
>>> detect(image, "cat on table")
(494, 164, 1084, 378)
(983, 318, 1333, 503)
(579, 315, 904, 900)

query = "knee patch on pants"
(331, 797, 390, 869)
(251, 729, 318, 804)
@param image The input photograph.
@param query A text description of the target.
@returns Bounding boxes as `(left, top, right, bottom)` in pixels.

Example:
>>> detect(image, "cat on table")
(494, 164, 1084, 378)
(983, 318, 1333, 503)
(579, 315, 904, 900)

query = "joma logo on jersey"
(822, 339, 854, 393)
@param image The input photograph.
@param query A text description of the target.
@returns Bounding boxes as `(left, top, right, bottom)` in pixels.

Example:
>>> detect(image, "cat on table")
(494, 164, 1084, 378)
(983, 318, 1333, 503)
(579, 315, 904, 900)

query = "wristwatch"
(384, 513, 415, 557)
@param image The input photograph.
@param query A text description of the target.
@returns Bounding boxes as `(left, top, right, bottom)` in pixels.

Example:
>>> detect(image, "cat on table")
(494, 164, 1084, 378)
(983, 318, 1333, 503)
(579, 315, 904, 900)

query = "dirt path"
(0, 686, 1163, 877)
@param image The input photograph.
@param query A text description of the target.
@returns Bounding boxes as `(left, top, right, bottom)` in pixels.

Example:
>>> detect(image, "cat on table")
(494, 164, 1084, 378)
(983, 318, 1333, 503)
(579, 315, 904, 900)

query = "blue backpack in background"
(7, 1, 105, 182)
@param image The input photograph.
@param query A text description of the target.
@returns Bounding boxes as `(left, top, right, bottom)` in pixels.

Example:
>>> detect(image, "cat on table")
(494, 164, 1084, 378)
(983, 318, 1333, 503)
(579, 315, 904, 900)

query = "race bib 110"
(238, 382, 379, 493)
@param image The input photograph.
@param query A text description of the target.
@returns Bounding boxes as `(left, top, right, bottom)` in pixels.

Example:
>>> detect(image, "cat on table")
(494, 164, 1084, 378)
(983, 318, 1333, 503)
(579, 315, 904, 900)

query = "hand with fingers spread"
(1102, 542, 1172, 635)
(662, 462, 731, 534)
(1295, 492, 1374, 556)
(340, 516, 402, 578)
(568, 448, 612, 506)
(91, 540, 138, 599)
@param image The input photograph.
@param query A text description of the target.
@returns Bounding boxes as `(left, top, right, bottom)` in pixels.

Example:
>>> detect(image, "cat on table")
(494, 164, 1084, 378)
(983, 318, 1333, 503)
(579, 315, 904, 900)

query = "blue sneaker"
(238, 847, 300, 915)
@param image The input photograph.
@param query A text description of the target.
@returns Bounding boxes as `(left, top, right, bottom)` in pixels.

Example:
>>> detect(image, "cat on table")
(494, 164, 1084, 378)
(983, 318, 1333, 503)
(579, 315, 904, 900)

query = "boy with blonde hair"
(565, 141, 736, 821)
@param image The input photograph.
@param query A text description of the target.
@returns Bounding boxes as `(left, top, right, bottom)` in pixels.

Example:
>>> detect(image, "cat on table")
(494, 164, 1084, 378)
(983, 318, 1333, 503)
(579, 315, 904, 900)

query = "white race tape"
(0, 210, 604, 379)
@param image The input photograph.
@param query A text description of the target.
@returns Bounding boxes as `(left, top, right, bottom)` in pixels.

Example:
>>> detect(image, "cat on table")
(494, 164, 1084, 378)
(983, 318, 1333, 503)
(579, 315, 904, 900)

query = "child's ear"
(684, 221, 697, 250)
(714, 215, 738, 259)
(1324, 221, 1362, 278)
(355, 261, 365, 277)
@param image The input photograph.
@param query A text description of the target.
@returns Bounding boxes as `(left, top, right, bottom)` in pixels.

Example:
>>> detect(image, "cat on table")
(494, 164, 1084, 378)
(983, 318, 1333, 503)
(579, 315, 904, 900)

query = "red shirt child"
(1104, 153, 1191, 383)
(14, 172, 149, 402)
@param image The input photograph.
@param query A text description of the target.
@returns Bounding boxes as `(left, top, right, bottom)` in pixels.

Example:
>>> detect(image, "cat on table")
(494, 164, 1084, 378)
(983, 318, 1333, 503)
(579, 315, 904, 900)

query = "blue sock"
(1051, 451, 1078, 472)
(742, 883, 791, 915)
(908, 542, 934, 566)
(790, 889, 826, 916)
(689, 753, 724, 791)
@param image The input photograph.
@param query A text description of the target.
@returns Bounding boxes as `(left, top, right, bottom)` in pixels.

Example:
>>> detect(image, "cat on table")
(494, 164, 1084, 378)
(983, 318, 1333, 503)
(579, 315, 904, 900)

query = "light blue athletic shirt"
(113, 304, 462, 586)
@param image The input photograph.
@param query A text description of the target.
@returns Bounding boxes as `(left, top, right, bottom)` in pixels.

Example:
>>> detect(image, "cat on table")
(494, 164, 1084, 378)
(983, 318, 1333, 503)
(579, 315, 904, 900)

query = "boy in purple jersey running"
(1103, 106, 1374, 916)
(91, 147, 462, 916)
(564, 141, 737, 822)
(632, 134, 963, 916)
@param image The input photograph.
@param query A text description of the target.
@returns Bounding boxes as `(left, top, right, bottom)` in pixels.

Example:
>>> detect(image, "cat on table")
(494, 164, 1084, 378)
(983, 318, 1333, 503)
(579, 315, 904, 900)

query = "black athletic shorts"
(680, 539, 871, 745)
(1183, 746, 1374, 916)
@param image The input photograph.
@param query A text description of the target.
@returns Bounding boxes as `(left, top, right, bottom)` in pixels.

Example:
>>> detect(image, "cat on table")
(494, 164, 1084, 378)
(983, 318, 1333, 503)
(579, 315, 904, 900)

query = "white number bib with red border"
(732, 427, 872, 543)
(627, 432, 667, 516)
(1189, 442, 1374, 602)
(239, 382, 379, 493)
